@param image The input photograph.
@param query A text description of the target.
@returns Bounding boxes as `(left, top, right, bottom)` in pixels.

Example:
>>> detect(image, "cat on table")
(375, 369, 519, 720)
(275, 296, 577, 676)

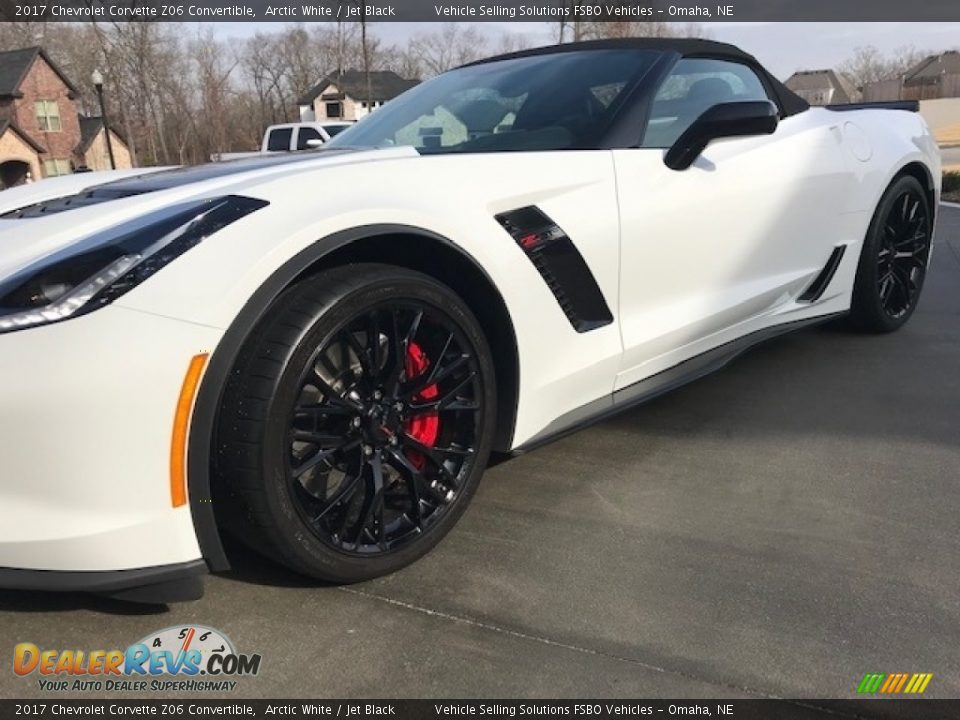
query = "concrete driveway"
(2, 207, 959, 703)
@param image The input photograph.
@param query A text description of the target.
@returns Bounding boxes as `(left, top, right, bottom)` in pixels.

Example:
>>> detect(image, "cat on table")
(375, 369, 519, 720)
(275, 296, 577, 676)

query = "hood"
(0, 147, 418, 281)
(0, 149, 393, 219)
(0, 167, 172, 217)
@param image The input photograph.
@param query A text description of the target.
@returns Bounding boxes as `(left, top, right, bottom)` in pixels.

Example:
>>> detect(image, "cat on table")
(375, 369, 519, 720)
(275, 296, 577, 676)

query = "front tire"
(849, 175, 933, 333)
(215, 264, 496, 583)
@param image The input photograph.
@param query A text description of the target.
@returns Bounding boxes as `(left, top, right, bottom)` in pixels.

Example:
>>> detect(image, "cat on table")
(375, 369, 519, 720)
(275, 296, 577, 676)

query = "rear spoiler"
(825, 101, 919, 112)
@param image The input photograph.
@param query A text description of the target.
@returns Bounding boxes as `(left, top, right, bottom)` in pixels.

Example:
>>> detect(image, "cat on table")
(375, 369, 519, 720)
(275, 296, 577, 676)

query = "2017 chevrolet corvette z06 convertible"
(0, 40, 940, 601)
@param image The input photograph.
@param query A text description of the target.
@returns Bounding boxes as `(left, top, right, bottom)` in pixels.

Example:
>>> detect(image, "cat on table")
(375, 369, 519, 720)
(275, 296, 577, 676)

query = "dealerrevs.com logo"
(13, 625, 262, 693)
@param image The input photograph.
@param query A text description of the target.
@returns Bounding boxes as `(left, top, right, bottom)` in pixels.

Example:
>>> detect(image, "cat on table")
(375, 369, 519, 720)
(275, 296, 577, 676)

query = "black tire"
(214, 264, 496, 583)
(849, 175, 933, 333)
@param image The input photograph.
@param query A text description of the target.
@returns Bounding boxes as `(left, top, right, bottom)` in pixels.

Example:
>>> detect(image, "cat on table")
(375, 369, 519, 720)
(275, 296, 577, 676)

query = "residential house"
(784, 69, 860, 106)
(902, 50, 960, 101)
(298, 70, 419, 122)
(0, 46, 132, 189)
(77, 116, 132, 172)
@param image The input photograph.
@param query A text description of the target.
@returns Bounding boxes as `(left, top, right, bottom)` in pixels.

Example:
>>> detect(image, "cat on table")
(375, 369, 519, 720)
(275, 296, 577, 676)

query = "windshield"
(322, 124, 349, 137)
(325, 50, 659, 154)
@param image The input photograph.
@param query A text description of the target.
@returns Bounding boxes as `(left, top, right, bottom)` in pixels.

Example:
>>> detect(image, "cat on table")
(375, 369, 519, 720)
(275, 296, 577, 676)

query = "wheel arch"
(187, 225, 520, 571)
(892, 160, 937, 221)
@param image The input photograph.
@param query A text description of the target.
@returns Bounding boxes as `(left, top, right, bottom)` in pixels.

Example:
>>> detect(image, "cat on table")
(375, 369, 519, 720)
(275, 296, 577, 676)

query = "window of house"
(325, 102, 343, 118)
(642, 58, 773, 148)
(35, 101, 62, 132)
(43, 158, 70, 177)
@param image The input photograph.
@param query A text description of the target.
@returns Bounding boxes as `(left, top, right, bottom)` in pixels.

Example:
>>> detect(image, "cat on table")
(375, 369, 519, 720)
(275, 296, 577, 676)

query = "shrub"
(944, 171, 960, 194)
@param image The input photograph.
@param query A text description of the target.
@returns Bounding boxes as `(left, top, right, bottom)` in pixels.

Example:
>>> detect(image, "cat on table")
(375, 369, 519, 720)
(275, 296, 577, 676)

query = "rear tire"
(848, 175, 933, 333)
(214, 264, 496, 583)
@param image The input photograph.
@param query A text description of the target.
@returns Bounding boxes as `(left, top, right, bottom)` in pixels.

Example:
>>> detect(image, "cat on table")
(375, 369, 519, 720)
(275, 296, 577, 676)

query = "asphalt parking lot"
(2, 206, 959, 706)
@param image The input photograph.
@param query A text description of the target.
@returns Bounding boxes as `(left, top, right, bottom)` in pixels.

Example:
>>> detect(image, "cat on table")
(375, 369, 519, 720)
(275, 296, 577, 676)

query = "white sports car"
(0, 39, 941, 602)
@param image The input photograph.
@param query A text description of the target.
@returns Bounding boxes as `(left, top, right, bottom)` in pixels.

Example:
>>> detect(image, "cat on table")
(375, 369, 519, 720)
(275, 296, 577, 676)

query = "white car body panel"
(0, 73, 940, 579)
(614, 109, 861, 388)
(113, 151, 626, 445)
(0, 306, 217, 570)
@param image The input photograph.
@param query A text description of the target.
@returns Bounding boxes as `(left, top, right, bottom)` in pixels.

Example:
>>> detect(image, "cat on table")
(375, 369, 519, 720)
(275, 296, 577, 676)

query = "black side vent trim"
(799, 245, 846, 303)
(496, 206, 613, 333)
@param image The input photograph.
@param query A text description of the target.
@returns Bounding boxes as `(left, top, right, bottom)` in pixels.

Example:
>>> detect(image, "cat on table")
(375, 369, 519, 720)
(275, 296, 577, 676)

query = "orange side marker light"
(171, 354, 209, 507)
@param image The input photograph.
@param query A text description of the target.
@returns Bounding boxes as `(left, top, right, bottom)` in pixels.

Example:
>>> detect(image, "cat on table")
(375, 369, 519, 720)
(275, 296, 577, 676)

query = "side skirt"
(513, 312, 845, 454)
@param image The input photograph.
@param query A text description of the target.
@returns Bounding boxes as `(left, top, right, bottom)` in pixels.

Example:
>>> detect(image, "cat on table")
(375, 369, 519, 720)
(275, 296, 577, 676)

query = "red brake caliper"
(404, 342, 439, 470)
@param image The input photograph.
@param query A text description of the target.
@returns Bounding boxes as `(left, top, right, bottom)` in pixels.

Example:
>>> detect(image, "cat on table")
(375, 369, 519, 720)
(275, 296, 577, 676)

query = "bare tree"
(493, 31, 534, 56)
(358, 7, 371, 108)
(578, 19, 708, 41)
(410, 24, 488, 77)
(840, 44, 928, 89)
(382, 44, 425, 80)
(0, 21, 48, 49)
(555, 8, 708, 43)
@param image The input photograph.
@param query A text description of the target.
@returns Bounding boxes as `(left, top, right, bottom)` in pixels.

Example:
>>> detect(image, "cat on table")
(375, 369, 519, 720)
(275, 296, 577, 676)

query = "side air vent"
(495, 206, 613, 333)
(799, 245, 846, 303)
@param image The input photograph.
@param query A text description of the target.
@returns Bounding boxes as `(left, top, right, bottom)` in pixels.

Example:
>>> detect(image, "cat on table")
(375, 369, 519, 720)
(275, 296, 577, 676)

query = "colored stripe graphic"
(857, 672, 932, 694)
(907, 674, 933, 694)
(857, 673, 885, 693)
(880, 674, 897, 693)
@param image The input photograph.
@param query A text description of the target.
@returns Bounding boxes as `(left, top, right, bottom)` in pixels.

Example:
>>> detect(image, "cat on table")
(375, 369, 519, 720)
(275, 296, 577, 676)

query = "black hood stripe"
(1, 149, 355, 220)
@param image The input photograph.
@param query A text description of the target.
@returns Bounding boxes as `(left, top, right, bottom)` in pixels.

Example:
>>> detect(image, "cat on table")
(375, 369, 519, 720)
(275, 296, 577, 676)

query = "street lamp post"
(91, 69, 116, 170)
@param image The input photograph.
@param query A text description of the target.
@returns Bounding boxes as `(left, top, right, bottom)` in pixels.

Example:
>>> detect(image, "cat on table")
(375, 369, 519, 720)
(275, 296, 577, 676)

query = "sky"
(206, 21, 960, 79)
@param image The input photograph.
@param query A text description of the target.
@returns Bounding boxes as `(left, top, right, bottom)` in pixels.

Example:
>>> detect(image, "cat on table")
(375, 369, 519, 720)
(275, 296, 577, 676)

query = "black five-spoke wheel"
(215, 264, 496, 582)
(851, 175, 932, 333)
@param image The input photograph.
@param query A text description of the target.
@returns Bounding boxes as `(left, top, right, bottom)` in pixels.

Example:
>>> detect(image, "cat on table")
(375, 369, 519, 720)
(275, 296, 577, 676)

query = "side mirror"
(305, 139, 324, 148)
(664, 100, 779, 171)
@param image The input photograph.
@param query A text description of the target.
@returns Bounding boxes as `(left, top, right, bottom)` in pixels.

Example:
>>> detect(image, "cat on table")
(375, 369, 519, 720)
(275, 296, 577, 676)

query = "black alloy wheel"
(215, 264, 496, 582)
(850, 175, 933, 333)
(288, 300, 483, 555)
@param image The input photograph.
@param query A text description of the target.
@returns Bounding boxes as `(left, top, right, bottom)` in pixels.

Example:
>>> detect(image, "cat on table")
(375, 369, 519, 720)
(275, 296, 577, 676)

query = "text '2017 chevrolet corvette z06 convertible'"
(0, 39, 941, 602)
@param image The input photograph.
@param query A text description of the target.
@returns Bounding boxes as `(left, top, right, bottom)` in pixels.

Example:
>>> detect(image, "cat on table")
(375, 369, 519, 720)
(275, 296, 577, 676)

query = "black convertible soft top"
(466, 38, 810, 118)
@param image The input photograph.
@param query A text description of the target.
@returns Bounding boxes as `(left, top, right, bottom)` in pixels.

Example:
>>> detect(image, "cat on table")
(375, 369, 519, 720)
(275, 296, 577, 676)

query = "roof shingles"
(904, 51, 960, 83)
(298, 70, 419, 106)
(0, 46, 80, 98)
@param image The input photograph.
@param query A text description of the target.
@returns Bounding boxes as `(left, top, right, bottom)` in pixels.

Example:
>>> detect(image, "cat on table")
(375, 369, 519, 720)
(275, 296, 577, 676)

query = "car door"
(613, 57, 852, 389)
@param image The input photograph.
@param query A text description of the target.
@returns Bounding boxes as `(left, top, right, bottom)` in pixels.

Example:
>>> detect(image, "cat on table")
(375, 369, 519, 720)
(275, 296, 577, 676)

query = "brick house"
(0, 46, 132, 189)
(297, 70, 419, 122)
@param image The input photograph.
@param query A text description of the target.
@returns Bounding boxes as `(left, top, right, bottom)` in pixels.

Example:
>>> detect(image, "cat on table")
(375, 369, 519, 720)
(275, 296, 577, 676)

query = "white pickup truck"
(211, 121, 353, 161)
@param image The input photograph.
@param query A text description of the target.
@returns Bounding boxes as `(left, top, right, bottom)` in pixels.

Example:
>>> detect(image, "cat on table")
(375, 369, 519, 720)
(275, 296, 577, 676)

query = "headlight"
(0, 195, 267, 334)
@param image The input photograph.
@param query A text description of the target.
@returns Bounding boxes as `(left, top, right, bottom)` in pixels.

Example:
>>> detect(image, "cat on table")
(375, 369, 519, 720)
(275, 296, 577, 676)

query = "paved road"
(2, 208, 959, 706)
